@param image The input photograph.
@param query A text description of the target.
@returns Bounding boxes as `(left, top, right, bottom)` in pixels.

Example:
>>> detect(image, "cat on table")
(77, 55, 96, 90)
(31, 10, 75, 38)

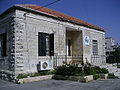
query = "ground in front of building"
(0, 79, 120, 90)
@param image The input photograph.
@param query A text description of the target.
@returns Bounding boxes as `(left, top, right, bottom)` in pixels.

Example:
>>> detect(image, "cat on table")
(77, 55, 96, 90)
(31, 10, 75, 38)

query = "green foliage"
(55, 64, 82, 76)
(17, 64, 109, 79)
(106, 56, 115, 63)
(84, 66, 97, 75)
(37, 70, 53, 75)
(93, 74, 100, 80)
(84, 66, 108, 75)
(107, 73, 118, 79)
(54, 64, 109, 76)
(17, 70, 56, 79)
(17, 74, 28, 79)
(99, 68, 109, 74)
(117, 65, 120, 68)
(114, 47, 120, 63)
(107, 46, 120, 64)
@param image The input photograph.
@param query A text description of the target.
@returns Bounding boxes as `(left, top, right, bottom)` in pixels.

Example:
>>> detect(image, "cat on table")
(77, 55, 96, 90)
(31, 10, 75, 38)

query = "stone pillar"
(14, 17, 25, 77)
(8, 17, 16, 73)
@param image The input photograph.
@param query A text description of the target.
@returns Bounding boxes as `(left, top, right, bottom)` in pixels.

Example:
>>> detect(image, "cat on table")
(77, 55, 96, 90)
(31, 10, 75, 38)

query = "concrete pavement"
(0, 79, 120, 90)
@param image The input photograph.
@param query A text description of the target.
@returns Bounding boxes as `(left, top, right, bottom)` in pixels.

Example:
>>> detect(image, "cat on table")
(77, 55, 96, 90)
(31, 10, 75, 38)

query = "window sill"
(38, 56, 54, 60)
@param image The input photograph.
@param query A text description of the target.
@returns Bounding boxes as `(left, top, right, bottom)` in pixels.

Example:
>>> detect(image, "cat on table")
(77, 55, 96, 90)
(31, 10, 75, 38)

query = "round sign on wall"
(84, 36, 90, 45)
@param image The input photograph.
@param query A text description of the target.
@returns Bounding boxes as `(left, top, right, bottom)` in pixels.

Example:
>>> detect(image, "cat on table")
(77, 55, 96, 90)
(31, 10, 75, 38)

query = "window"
(67, 39, 72, 56)
(38, 32, 54, 56)
(92, 40, 98, 55)
(0, 33, 7, 57)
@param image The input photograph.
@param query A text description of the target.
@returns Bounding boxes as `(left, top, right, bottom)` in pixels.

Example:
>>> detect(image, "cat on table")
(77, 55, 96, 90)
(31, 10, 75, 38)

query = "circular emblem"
(84, 36, 90, 45)
(42, 62, 48, 69)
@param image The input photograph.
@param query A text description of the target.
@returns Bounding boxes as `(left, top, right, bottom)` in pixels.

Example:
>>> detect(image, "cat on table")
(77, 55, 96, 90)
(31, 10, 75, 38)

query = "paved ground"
(0, 79, 120, 90)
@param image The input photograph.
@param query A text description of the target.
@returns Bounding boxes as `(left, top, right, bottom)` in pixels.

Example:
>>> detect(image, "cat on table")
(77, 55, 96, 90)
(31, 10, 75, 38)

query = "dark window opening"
(49, 34, 54, 56)
(68, 39, 71, 56)
(92, 40, 98, 55)
(38, 32, 54, 56)
(0, 33, 7, 57)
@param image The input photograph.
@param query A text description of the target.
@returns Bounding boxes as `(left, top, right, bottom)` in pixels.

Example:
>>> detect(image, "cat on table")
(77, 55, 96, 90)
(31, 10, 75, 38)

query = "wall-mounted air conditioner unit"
(38, 60, 53, 71)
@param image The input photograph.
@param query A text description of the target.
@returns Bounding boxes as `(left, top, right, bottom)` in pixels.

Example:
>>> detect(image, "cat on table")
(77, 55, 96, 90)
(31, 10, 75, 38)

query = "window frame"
(38, 32, 54, 56)
(92, 40, 98, 55)
(0, 33, 7, 57)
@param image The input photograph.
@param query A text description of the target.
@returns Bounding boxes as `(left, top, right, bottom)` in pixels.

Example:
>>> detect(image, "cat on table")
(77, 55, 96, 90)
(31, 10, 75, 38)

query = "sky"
(0, 0, 120, 43)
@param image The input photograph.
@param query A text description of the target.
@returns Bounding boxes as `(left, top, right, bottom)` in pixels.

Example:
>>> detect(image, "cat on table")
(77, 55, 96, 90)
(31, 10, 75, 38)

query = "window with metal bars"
(38, 32, 54, 56)
(92, 40, 98, 55)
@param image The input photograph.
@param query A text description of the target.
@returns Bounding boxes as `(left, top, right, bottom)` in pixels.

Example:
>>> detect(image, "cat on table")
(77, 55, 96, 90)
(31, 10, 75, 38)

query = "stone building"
(105, 37, 116, 55)
(0, 4, 106, 80)
(105, 37, 118, 63)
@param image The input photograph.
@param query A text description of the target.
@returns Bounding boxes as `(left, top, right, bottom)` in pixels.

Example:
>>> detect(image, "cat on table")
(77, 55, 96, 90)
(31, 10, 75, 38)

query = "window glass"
(38, 32, 54, 56)
(0, 33, 7, 57)
(92, 40, 98, 55)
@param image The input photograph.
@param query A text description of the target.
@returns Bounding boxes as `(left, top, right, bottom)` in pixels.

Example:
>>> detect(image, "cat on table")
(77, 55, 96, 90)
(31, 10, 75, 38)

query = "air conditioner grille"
(42, 62, 48, 69)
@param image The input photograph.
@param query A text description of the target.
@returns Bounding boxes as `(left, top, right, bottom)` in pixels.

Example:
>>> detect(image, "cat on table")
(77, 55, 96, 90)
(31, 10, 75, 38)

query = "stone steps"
(99, 64, 120, 78)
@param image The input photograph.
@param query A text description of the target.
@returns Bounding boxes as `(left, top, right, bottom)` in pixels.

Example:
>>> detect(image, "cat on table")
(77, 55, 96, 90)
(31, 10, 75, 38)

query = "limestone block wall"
(9, 9, 106, 76)
(0, 8, 106, 80)
(0, 12, 16, 80)
(15, 10, 66, 75)
(63, 23, 106, 65)
(82, 27, 106, 65)
(14, 12, 26, 76)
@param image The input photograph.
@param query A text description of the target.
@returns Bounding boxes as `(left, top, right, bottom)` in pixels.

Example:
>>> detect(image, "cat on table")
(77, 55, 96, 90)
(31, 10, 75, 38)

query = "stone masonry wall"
(0, 12, 16, 81)
(15, 10, 66, 75)
(82, 28, 106, 65)
(0, 8, 106, 81)
(14, 9, 106, 76)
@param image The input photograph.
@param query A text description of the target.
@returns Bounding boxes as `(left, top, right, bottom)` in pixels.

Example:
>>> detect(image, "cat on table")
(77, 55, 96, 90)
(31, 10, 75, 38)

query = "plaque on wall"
(84, 36, 90, 45)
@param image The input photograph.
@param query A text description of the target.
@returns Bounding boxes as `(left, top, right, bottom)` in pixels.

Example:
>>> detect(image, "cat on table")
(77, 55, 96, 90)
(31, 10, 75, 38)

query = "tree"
(106, 46, 120, 64)
(114, 46, 120, 64)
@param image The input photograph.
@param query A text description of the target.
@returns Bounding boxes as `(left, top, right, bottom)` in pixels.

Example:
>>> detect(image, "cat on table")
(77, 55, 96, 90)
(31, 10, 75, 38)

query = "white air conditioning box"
(39, 60, 53, 70)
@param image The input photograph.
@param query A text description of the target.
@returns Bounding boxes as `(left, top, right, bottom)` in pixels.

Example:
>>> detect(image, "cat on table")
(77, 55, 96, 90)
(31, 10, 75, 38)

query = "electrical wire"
(23, 0, 62, 70)
(35, 0, 61, 10)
